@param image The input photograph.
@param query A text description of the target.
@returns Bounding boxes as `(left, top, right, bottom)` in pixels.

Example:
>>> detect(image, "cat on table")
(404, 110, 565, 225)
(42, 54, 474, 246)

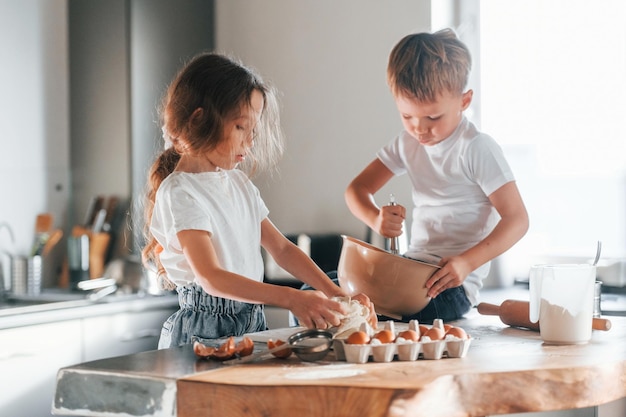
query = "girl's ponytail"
(141, 148, 180, 290)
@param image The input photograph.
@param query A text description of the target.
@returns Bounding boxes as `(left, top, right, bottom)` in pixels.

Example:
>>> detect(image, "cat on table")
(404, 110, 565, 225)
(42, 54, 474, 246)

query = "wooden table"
(176, 312, 626, 417)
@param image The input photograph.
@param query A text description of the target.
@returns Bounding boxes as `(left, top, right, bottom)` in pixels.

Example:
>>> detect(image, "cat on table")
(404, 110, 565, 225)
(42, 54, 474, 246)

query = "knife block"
(70, 226, 111, 279)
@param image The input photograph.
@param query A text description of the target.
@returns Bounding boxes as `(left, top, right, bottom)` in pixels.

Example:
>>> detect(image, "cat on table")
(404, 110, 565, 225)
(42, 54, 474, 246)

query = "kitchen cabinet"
(0, 296, 178, 417)
(0, 320, 82, 417)
(83, 308, 173, 361)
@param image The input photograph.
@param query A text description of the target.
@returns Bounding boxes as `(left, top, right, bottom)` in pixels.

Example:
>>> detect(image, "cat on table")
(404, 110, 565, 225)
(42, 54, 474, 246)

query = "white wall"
(215, 1, 431, 240)
(0, 0, 70, 255)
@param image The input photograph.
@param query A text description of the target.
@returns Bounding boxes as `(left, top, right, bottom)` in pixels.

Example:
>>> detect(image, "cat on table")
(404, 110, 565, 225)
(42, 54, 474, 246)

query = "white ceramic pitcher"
(529, 264, 596, 344)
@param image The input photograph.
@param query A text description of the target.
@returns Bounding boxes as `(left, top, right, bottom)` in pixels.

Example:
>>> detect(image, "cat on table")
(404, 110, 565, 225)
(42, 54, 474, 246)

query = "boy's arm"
(345, 159, 405, 238)
(426, 181, 529, 298)
(463, 180, 529, 269)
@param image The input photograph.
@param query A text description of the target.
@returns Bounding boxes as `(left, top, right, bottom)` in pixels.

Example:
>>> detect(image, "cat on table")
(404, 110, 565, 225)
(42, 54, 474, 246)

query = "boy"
(345, 29, 529, 322)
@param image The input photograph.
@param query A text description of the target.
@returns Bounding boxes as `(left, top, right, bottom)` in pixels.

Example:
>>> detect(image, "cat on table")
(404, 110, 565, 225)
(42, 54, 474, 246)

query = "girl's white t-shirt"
(150, 169, 269, 286)
(377, 117, 515, 304)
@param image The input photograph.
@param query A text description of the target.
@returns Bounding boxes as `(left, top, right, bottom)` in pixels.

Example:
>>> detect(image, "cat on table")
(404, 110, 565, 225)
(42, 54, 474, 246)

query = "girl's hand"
(376, 203, 405, 238)
(350, 293, 378, 328)
(425, 255, 472, 298)
(290, 290, 347, 329)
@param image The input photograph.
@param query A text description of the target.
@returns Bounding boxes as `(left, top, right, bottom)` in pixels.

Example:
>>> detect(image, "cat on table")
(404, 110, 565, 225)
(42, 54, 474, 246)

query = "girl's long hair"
(141, 52, 284, 289)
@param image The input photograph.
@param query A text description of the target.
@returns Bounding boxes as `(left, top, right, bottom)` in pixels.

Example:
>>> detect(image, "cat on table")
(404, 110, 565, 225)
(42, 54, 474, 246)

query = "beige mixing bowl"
(337, 235, 440, 318)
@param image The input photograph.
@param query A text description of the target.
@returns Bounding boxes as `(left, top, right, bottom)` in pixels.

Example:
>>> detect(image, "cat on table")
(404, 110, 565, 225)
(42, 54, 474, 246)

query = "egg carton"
(334, 337, 472, 363)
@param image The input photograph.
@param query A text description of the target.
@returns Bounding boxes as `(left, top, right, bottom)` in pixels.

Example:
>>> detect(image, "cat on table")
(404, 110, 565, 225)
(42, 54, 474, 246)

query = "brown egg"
(236, 337, 255, 357)
(445, 326, 469, 340)
(268, 339, 292, 358)
(372, 329, 395, 344)
(397, 329, 419, 342)
(421, 327, 445, 341)
(346, 330, 371, 345)
(418, 324, 430, 335)
(193, 340, 216, 358)
(443, 324, 453, 332)
(209, 336, 238, 360)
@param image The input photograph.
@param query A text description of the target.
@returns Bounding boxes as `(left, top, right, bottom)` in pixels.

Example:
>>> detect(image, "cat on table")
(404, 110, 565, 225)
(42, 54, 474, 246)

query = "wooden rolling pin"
(477, 300, 611, 331)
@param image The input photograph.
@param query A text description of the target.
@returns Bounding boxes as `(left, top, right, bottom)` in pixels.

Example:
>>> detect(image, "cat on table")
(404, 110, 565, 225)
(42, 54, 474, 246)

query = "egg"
(421, 326, 445, 341)
(418, 324, 430, 336)
(346, 330, 371, 345)
(445, 326, 469, 340)
(372, 329, 395, 344)
(236, 337, 255, 357)
(268, 339, 292, 358)
(443, 324, 453, 332)
(397, 329, 419, 342)
(206, 336, 238, 360)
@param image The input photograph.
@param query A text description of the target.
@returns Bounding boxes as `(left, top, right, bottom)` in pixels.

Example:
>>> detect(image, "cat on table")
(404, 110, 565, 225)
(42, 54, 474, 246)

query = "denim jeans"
(158, 282, 267, 349)
(389, 285, 471, 324)
(301, 271, 471, 325)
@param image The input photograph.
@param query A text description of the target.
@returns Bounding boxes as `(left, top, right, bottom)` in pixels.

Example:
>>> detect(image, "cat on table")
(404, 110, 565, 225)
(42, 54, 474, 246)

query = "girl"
(142, 52, 372, 348)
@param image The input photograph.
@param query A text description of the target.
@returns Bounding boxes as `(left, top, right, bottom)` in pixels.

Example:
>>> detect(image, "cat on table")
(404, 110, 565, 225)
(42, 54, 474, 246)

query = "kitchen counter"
(1, 289, 180, 417)
(52, 286, 626, 417)
(0, 290, 178, 330)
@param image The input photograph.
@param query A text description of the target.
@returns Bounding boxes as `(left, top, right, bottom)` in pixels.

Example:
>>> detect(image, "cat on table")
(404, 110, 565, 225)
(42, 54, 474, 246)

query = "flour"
(332, 297, 374, 339)
(539, 298, 592, 344)
(284, 364, 366, 380)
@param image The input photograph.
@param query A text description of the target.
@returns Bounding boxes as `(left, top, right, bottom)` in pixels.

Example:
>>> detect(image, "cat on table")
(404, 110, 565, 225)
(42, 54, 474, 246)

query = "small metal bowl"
(287, 329, 333, 362)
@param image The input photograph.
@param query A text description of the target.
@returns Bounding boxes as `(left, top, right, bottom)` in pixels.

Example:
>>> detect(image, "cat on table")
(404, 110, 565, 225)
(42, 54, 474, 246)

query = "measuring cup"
(529, 264, 596, 344)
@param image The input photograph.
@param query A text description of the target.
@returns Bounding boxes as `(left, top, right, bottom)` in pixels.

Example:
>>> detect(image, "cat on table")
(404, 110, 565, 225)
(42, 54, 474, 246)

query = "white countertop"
(0, 290, 179, 329)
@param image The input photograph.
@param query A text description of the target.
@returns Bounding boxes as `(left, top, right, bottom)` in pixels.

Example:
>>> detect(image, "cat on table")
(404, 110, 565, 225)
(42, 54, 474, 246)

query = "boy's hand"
(426, 255, 472, 298)
(377, 203, 406, 238)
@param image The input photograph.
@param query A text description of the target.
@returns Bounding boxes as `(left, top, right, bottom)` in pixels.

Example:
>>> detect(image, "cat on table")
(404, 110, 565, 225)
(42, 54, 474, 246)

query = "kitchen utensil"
(8, 253, 45, 296)
(102, 196, 119, 232)
(529, 264, 597, 344)
(477, 300, 611, 331)
(595, 259, 626, 287)
(31, 213, 54, 256)
(83, 196, 105, 229)
(224, 329, 333, 364)
(91, 208, 107, 233)
(41, 229, 63, 257)
(27, 255, 42, 295)
(337, 235, 439, 318)
(288, 329, 333, 361)
(34, 213, 53, 234)
(10, 256, 28, 295)
(593, 240, 602, 266)
(68, 235, 90, 289)
(89, 232, 111, 278)
(593, 281, 602, 318)
(388, 194, 400, 255)
(77, 277, 117, 291)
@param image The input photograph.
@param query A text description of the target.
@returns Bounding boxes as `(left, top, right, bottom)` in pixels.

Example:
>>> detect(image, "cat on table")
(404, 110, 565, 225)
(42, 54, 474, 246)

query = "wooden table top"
(177, 311, 626, 417)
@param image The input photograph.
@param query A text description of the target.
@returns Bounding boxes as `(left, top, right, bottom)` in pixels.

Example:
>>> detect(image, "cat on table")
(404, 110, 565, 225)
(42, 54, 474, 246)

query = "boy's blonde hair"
(387, 28, 471, 102)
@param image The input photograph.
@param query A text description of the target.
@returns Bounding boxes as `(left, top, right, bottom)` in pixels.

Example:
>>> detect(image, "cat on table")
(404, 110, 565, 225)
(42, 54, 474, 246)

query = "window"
(436, 1, 626, 274)
(481, 0, 626, 176)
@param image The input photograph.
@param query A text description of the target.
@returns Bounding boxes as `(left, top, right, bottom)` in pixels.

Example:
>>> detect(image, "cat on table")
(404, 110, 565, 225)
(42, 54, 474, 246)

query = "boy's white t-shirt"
(377, 117, 515, 305)
(150, 169, 269, 287)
